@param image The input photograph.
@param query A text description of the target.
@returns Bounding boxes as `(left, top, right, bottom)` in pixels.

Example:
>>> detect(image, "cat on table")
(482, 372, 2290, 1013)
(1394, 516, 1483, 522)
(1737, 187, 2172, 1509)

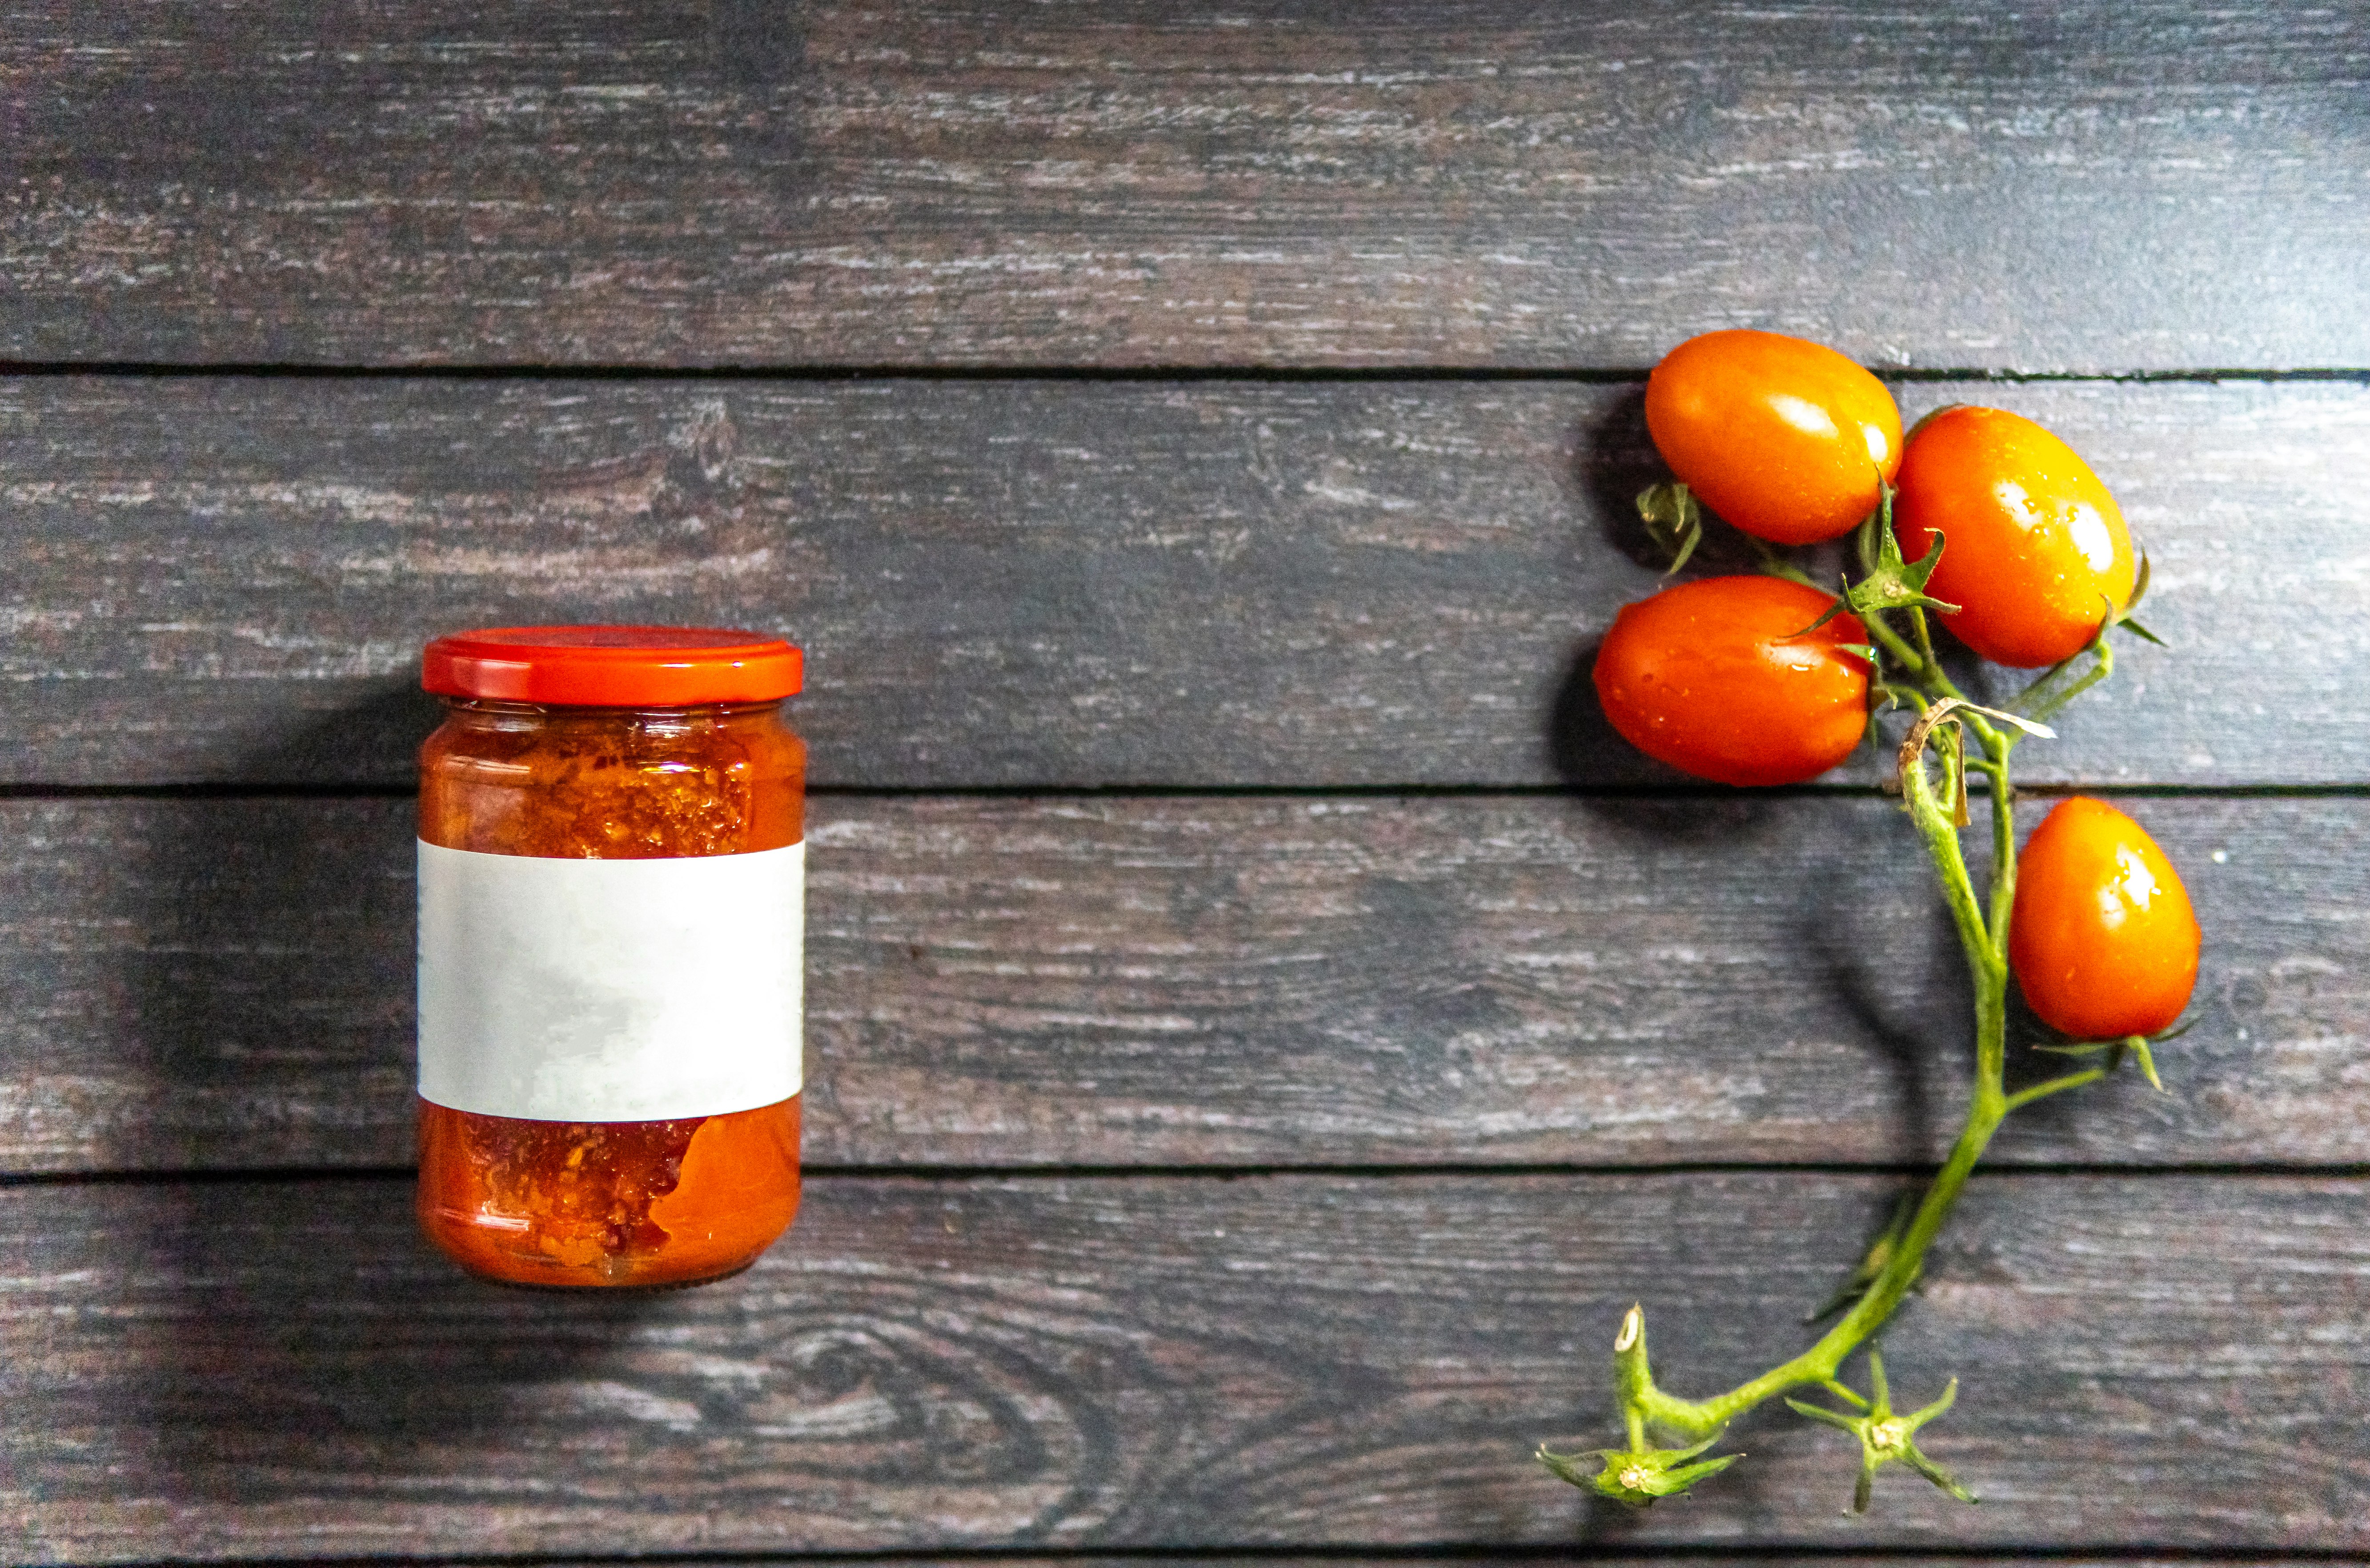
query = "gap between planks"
(0, 363, 2367, 384)
(6, 783, 2370, 804)
(7, 1165, 2368, 1191)
(42, 1550, 2370, 1568)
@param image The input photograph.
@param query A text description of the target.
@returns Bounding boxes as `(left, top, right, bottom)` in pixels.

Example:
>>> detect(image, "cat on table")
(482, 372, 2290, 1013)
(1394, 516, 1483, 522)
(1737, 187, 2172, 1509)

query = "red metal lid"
(421, 626, 803, 707)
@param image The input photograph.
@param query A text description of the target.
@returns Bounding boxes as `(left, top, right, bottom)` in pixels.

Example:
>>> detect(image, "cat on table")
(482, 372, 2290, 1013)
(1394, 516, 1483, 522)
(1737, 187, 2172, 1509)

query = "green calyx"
(1636, 482, 1705, 575)
(1786, 1347, 1977, 1514)
(1797, 489, 1959, 640)
(1846, 492, 1957, 617)
(2109, 551, 2168, 648)
(2034, 1016, 2195, 1094)
(1540, 1311, 1744, 1508)
(1537, 1431, 1740, 1508)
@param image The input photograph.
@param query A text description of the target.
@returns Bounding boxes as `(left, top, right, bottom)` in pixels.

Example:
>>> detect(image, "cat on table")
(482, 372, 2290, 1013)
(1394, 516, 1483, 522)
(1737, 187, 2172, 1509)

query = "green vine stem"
(1542, 512, 2147, 1512)
(1608, 692, 2012, 1444)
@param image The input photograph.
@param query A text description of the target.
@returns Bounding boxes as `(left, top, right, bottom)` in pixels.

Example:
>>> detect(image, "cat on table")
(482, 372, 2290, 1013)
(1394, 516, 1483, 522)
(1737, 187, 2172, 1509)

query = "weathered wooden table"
(5, 3, 2366, 1560)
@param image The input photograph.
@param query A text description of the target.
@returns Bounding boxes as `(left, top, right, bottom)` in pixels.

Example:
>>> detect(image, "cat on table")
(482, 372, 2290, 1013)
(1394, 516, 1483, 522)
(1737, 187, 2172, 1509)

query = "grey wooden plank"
(4, 792, 2358, 1174)
(4, 1, 2365, 370)
(580, 1563, 2346, 1568)
(3, 376, 2364, 788)
(4, 1172, 2364, 1556)
(511, 1564, 2355, 1568)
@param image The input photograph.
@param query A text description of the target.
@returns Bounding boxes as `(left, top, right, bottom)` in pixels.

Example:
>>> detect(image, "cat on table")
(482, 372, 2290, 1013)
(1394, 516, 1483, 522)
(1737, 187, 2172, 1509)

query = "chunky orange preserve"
(417, 700, 806, 1288)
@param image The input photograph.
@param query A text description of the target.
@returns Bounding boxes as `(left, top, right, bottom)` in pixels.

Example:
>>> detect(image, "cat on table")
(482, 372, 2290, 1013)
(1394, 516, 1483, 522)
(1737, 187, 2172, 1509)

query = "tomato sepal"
(1787, 1347, 1977, 1515)
(1635, 482, 1705, 576)
(1845, 495, 1959, 617)
(2107, 552, 2169, 648)
(1797, 496, 1958, 642)
(2033, 1016, 2195, 1093)
(1538, 1301, 1749, 1505)
(1538, 1431, 1741, 1507)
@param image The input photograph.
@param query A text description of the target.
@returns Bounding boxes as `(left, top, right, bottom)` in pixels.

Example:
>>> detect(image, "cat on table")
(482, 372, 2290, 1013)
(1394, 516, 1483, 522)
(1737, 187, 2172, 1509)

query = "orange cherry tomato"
(1893, 406, 2136, 668)
(2009, 798, 2199, 1040)
(1644, 330, 1903, 545)
(1594, 575, 1869, 787)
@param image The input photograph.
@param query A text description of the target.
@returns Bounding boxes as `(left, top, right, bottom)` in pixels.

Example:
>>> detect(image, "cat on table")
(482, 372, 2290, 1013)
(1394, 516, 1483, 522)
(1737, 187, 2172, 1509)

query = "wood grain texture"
(4, 1, 2366, 369)
(586, 1563, 2337, 1568)
(5, 376, 2365, 788)
(517, 1563, 2347, 1568)
(6, 792, 2360, 1174)
(5, 1172, 2365, 1557)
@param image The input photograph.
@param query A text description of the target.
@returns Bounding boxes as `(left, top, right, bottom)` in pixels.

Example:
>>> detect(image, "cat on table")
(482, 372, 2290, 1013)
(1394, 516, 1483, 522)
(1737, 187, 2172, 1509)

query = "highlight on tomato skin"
(1893, 406, 2137, 668)
(1592, 575, 1870, 788)
(2009, 797, 2200, 1040)
(1644, 329, 1903, 546)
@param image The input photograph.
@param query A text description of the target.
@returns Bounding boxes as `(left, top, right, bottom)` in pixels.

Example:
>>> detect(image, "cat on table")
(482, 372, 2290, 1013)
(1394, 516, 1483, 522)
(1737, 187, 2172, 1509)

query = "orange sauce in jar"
(415, 628, 806, 1288)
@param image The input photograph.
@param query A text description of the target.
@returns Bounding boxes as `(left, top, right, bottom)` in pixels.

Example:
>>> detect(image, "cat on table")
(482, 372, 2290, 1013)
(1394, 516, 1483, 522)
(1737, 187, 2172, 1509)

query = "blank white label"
(417, 840, 803, 1121)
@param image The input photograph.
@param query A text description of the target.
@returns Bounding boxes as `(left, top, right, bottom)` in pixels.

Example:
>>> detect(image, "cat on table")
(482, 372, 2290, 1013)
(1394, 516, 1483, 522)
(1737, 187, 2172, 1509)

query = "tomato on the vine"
(2009, 797, 2198, 1040)
(1644, 330, 1903, 546)
(1893, 406, 2136, 668)
(1593, 575, 1869, 787)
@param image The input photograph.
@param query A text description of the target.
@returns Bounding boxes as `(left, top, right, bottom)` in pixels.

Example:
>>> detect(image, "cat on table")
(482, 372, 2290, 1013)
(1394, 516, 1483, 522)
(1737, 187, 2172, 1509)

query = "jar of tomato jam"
(414, 626, 806, 1288)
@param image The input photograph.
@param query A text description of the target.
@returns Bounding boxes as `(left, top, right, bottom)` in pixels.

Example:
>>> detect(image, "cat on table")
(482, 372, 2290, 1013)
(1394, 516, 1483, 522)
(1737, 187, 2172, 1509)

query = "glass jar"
(413, 626, 806, 1288)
